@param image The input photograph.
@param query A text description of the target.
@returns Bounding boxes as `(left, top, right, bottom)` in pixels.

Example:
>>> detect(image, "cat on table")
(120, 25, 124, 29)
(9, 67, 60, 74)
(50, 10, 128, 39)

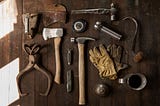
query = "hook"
(122, 17, 143, 62)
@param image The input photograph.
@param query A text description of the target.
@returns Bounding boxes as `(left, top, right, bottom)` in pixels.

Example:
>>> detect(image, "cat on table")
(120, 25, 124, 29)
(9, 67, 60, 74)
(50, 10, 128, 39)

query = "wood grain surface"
(1, 0, 160, 106)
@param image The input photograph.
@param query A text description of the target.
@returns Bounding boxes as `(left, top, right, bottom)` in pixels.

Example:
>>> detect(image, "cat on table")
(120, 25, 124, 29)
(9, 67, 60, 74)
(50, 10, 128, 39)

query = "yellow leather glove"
(89, 44, 117, 80)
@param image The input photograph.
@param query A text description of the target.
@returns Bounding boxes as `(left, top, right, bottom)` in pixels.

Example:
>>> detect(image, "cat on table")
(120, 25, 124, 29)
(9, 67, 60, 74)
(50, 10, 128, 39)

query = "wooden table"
(1, 0, 160, 106)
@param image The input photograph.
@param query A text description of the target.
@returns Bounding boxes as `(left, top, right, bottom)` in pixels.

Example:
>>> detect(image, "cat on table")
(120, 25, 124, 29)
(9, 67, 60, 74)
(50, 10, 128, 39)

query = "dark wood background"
(1, 0, 160, 106)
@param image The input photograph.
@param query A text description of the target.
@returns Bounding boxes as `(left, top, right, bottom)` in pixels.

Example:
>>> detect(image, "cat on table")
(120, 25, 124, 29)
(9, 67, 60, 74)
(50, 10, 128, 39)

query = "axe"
(42, 28, 63, 84)
(42, 4, 66, 84)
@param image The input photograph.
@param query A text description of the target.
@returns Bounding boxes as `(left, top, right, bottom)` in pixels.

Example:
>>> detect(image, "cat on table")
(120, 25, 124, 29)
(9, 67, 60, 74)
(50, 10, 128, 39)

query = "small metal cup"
(118, 73, 147, 90)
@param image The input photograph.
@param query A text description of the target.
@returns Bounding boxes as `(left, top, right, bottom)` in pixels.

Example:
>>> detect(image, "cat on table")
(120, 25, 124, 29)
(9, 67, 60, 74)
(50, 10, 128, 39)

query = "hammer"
(71, 37, 95, 105)
(71, 3, 117, 21)
(42, 28, 63, 84)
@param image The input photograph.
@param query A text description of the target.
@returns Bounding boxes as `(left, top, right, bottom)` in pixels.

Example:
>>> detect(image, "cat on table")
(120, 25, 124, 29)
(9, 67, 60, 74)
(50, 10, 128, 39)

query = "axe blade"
(42, 28, 63, 40)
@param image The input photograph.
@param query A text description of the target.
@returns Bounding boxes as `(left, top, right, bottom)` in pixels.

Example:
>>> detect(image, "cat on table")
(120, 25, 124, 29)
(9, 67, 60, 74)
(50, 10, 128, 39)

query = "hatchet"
(42, 28, 63, 84)
(42, 4, 66, 84)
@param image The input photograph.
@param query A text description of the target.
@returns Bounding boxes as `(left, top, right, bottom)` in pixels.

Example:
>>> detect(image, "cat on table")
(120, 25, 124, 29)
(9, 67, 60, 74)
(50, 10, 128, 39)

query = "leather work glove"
(89, 44, 117, 80)
(107, 44, 128, 72)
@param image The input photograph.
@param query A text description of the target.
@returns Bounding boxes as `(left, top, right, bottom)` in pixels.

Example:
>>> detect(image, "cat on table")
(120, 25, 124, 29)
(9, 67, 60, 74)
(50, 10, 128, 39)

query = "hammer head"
(42, 28, 63, 40)
(76, 37, 95, 44)
(110, 3, 117, 21)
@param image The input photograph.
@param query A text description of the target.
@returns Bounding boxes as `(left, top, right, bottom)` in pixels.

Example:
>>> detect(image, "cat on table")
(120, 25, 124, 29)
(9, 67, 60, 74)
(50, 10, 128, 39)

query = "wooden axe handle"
(78, 43, 85, 105)
(54, 37, 61, 84)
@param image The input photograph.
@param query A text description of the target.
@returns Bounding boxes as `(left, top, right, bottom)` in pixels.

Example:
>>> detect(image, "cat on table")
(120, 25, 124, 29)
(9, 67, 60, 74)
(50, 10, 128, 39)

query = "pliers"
(16, 44, 53, 97)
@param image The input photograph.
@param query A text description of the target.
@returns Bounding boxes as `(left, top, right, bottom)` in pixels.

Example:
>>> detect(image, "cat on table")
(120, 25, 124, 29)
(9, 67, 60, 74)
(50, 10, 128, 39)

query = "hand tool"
(16, 44, 53, 97)
(42, 4, 66, 84)
(71, 3, 117, 21)
(94, 21, 122, 40)
(42, 28, 63, 84)
(42, 4, 67, 27)
(122, 17, 143, 62)
(22, 13, 39, 38)
(71, 37, 95, 105)
(67, 49, 72, 65)
(72, 19, 88, 33)
(67, 70, 73, 93)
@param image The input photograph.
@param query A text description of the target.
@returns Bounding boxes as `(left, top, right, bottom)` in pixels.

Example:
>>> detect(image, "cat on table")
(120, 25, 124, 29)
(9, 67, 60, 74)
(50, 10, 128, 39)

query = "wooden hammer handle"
(78, 43, 85, 105)
(54, 37, 61, 84)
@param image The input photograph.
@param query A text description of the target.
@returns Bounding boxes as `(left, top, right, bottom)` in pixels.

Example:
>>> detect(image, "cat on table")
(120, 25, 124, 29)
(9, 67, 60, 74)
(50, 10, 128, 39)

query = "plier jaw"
(16, 44, 53, 97)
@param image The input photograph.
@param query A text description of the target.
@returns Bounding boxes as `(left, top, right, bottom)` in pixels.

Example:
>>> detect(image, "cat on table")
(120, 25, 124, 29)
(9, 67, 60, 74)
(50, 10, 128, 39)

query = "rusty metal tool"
(71, 3, 117, 21)
(42, 28, 63, 84)
(16, 44, 53, 97)
(122, 17, 143, 62)
(94, 21, 122, 40)
(71, 37, 95, 105)
(67, 70, 73, 93)
(22, 13, 39, 38)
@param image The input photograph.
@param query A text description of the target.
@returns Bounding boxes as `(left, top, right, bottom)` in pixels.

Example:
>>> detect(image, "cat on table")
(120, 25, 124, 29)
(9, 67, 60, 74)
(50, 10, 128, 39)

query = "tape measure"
(72, 19, 87, 33)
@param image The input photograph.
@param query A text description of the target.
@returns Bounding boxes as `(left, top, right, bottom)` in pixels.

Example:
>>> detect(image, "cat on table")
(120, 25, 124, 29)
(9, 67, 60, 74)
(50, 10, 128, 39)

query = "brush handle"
(78, 43, 85, 105)
(54, 37, 61, 84)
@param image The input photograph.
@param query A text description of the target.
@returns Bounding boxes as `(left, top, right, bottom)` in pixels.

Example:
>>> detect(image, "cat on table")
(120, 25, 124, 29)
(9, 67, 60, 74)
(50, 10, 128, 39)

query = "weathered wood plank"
(1, 0, 160, 106)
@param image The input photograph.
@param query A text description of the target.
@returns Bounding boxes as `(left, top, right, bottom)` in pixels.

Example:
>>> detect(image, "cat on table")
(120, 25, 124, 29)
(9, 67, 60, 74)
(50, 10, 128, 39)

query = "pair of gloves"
(89, 44, 126, 80)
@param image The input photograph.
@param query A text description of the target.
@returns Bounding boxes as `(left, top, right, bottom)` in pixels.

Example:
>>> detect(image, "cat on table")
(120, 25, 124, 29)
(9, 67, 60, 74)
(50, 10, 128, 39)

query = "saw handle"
(54, 37, 61, 84)
(78, 43, 85, 105)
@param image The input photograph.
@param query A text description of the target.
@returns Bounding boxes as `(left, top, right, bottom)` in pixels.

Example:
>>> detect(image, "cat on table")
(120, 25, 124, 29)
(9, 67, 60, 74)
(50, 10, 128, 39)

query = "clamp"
(16, 44, 53, 97)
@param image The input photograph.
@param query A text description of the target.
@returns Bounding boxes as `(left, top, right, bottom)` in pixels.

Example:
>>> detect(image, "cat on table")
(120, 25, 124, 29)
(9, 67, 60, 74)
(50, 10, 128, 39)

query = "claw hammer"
(71, 37, 95, 105)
